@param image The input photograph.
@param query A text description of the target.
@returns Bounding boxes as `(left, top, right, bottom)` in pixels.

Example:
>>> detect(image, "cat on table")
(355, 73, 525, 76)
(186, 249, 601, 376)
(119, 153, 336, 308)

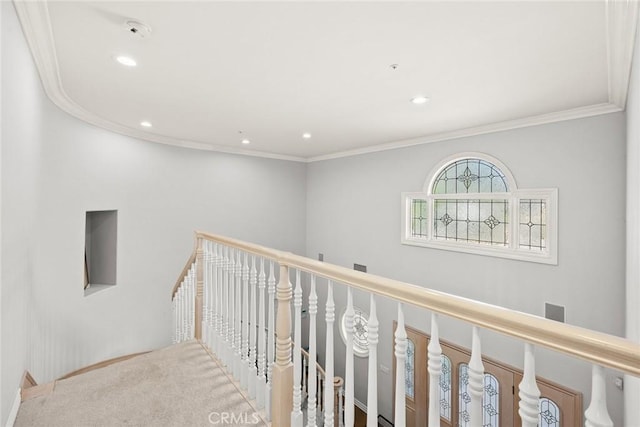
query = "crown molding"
(12, 0, 305, 163)
(12, 0, 634, 164)
(606, 0, 640, 109)
(307, 103, 622, 162)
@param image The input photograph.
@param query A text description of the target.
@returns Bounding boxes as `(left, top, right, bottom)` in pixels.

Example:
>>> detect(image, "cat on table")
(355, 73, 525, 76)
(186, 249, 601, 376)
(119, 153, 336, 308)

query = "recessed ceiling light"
(302, 133, 312, 139)
(115, 55, 137, 67)
(140, 121, 152, 127)
(241, 139, 251, 145)
(411, 96, 430, 105)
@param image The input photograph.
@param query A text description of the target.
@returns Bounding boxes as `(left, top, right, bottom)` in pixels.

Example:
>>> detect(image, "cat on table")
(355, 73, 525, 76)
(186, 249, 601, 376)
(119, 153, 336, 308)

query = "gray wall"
(0, 3, 306, 424)
(0, 2, 41, 422)
(625, 15, 640, 426)
(306, 113, 627, 424)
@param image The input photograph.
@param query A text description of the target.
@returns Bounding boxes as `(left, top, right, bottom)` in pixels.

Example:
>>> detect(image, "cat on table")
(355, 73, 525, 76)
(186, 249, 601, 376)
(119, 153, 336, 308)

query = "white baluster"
(248, 254, 258, 399)
(203, 242, 210, 347)
(307, 275, 319, 427)
(394, 303, 407, 427)
(241, 252, 250, 389)
(256, 257, 267, 409)
(585, 365, 614, 427)
(518, 343, 541, 427)
(266, 260, 276, 421)
(174, 289, 180, 343)
(175, 288, 179, 342)
(183, 278, 188, 341)
(292, 269, 304, 427)
(234, 250, 243, 379)
(366, 294, 378, 427)
(468, 326, 484, 427)
(217, 244, 225, 356)
(172, 296, 177, 344)
(213, 243, 224, 356)
(223, 247, 231, 366)
(208, 241, 216, 349)
(177, 287, 182, 342)
(344, 288, 355, 427)
(209, 243, 218, 354)
(324, 281, 335, 427)
(427, 313, 442, 427)
(187, 275, 192, 340)
(230, 249, 238, 372)
(202, 245, 209, 347)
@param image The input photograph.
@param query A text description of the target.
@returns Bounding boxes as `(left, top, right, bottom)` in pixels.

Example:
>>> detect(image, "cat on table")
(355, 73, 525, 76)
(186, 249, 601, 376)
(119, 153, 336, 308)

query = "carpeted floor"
(15, 340, 267, 427)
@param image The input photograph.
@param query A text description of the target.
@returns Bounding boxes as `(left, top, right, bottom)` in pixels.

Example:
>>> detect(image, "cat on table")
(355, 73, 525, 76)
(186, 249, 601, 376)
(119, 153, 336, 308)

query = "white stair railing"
(266, 260, 276, 421)
(256, 257, 267, 409)
(292, 270, 303, 427)
(585, 365, 614, 427)
(427, 313, 442, 427)
(324, 281, 335, 427)
(307, 275, 319, 427)
(343, 288, 355, 427)
(518, 343, 541, 427)
(172, 231, 640, 427)
(468, 326, 484, 427)
(394, 303, 407, 427)
(366, 294, 379, 427)
(248, 255, 258, 399)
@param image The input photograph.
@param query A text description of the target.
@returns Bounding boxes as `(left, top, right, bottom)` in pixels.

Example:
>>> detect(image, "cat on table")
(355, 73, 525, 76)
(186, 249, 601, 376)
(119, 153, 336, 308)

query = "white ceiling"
(15, 1, 639, 161)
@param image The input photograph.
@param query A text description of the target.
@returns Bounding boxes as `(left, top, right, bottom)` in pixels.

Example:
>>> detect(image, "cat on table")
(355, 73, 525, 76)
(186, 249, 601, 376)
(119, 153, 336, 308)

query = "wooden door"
(395, 324, 581, 427)
(513, 373, 583, 427)
(437, 343, 514, 427)
(393, 323, 428, 427)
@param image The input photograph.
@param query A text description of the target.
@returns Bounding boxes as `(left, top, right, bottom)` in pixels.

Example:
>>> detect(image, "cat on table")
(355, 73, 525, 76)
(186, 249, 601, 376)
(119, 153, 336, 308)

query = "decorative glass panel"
(432, 159, 508, 194)
(411, 199, 428, 238)
(458, 365, 501, 427)
(405, 339, 415, 398)
(440, 355, 452, 421)
(483, 373, 500, 427)
(539, 397, 560, 427)
(519, 199, 547, 251)
(433, 199, 509, 246)
(458, 364, 471, 427)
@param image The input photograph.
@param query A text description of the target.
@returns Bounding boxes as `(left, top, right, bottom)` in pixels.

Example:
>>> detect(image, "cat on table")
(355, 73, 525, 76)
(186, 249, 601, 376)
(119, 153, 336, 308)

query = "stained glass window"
(519, 199, 547, 251)
(405, 339, 415, 398)
(432, 159, 508, 194)
(402, 154, 557, 264)
(539, 397, 560, 427)
(458, 364, 501, 427)
(458, 364, 471, 426)
(440, 355, 452, 421)
(483, 373, 500, 427)
(433, 199, 509, 246)
(411, 199, 428, 238)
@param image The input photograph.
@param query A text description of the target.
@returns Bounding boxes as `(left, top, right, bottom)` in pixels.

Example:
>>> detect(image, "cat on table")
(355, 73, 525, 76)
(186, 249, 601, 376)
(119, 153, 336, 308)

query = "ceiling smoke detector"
(125, 20, 152, 38)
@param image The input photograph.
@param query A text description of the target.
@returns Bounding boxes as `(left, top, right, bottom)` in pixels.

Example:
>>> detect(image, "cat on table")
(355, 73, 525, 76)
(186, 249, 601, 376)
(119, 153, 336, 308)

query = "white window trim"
(401, 153, 558, 265)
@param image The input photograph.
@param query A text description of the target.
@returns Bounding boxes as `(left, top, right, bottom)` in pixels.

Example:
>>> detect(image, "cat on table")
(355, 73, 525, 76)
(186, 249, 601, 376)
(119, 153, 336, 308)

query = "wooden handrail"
(301, 346, 326, 378)
(194, 231, 640, 376)
(171, 237, 198, 299)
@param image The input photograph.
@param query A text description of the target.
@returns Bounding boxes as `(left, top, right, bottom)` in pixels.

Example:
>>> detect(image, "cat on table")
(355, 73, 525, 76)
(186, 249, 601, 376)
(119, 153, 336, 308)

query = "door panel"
(393, 323, 428, 427)
(513, 373, 583, 427)
(395, 323, 581, 427)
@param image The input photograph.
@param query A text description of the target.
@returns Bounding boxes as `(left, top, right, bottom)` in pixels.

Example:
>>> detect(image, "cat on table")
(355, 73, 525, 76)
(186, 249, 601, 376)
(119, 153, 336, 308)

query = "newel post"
(272, 263, 293, 427)
(194, 236, 204, 341)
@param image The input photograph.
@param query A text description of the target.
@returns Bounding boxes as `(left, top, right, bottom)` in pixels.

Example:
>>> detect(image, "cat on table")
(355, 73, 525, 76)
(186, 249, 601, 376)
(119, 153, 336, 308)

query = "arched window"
(539, 397, 561, 427)
(440, 355, 452, 421)
(405, 339, 415, 398)
(402, 153, 557, 264)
